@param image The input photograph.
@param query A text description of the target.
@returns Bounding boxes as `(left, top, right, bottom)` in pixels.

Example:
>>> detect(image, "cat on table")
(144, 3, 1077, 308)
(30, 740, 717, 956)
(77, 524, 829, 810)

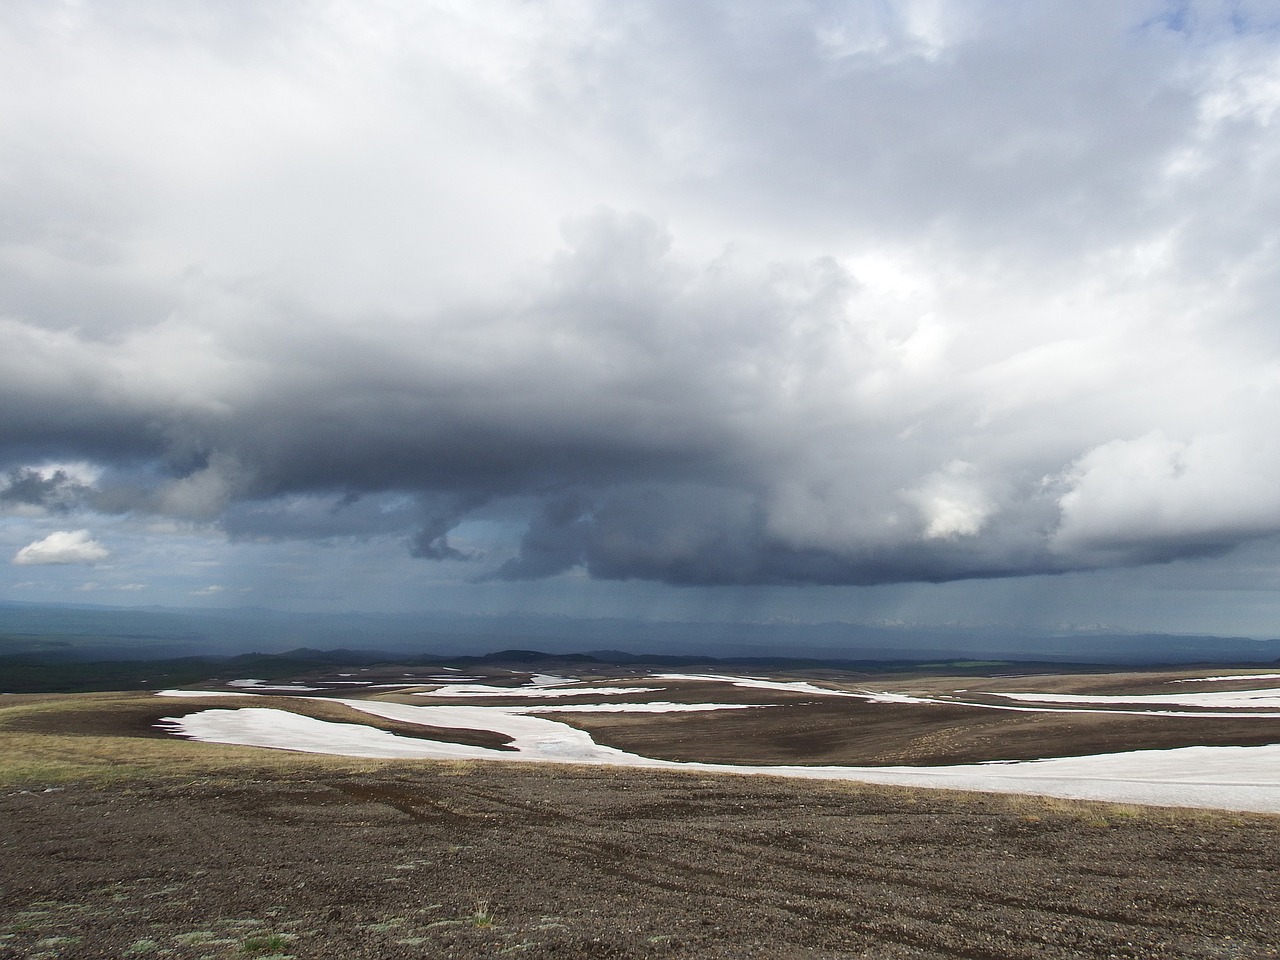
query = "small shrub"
(469, 900, 495, 928)
(241, 932, 289, 955)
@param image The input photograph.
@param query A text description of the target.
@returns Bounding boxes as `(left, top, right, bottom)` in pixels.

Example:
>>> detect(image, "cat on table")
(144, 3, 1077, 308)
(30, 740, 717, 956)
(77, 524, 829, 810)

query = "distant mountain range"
(2, 599, 1279, 667)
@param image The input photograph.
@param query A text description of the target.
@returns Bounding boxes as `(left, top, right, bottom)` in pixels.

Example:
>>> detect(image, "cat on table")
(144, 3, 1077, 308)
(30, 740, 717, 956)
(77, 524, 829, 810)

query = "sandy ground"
(3, 764, 1280, 960)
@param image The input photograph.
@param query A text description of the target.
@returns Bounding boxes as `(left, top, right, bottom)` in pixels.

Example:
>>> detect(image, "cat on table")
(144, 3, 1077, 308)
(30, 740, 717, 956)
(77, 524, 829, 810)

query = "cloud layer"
(13, 530, 110, 566)
(5, 1, 1280, 588)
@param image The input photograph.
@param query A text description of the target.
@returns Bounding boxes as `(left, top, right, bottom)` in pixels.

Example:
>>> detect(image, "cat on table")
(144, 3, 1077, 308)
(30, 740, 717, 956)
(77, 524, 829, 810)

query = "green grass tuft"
(469, 900, 495, 928)
(240, 932, 290, 955)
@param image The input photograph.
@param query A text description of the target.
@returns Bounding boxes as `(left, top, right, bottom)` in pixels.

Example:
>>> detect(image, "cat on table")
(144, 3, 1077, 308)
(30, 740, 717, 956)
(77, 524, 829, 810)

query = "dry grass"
(0, 728, 389, 786)
(804, 772, 1263, 826)
(941, 786, 1256, 826)
(0, 691, 518, 787)
(0, 692, 397, 786)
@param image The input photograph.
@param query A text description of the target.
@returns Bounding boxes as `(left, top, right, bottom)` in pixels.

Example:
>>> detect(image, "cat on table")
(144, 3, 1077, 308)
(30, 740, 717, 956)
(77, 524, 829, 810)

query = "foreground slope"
(3, 765, 1279, 960)
(3, 678, 1280, 959)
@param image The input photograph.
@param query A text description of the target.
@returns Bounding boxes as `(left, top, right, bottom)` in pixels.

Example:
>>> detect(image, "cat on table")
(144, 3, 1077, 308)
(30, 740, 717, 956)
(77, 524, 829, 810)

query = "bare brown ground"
(4, 670, 1280, 959)
(398, 672, 1280, 766)
(3, 694, 515, 751)
(549, 695, 1280, 765)
(2, 764, 1278, 960)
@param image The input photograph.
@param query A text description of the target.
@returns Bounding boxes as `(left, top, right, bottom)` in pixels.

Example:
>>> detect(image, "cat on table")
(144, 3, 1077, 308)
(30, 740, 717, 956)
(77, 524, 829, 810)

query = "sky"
(6, 0, 1280, 641)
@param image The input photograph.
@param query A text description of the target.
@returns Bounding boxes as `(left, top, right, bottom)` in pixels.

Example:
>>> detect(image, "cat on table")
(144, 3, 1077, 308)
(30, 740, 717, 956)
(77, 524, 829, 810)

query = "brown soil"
(5, 695, 515, 751)
(2, 764, 1278, 960)
(387, 672, 1280, 767)
(551, 697, 1280, 765)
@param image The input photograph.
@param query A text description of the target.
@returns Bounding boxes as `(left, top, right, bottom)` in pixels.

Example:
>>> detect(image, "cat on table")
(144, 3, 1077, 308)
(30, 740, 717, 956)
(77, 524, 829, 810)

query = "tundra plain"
(2, 663, 1279, 959)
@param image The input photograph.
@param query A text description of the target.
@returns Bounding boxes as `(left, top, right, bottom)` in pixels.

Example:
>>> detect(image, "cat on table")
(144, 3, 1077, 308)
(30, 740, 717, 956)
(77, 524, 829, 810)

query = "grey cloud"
(408, 495, 491, 562)
(221, 492, 423, 542)
(490, 482, 1072, 587)
(582, 486, 768, 585)
(3, 2, 1280, 589)
(0, 200, 1276, 586)
(494, 495, 592, 580)
(409, 521, 470, 562)
(0, 468, 91, 511)
(535, 3, 1201, 254)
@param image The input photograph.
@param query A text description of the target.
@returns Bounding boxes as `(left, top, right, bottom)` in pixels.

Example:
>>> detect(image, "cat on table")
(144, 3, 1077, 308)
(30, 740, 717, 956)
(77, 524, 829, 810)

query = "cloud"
(1050, 430, 1280, 564)
(3, 2, 1280, 590)
(12, 530, 111, 565)
(409, 518, 473, 562)
(0, 466, 93, 512)
(904, 462, 995, 541)
(494, 495, 593, 580)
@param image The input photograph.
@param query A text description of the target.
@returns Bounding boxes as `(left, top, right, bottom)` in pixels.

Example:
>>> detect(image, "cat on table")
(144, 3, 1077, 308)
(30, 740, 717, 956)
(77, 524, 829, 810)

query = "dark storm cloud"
(0, 468, 91, 511)
(5, 2, 1280, 589)
(408, 494, 491, 562)
(409, 522, 471, 562)
(220, 492, 423, 542)
(493, 482, 1077, 587)
(494, 495, 593, 580)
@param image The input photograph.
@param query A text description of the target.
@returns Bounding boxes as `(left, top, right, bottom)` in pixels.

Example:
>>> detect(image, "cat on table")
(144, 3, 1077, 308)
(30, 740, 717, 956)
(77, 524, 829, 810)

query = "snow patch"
(654, 674, 866, 697)
(227, 679, 323, 692)
(157, 689, 256, 698)
(418, 684, 661, 699)
(1171, 674, 1280, 683)
(983, 688, 1280, 709)
(160, 704, 1280, 814)
(518, 702, 765, 714)
(160, 708, 488, 760)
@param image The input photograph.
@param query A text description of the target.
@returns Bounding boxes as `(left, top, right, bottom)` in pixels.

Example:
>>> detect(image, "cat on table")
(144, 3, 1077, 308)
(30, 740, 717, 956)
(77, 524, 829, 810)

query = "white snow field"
(157, 689, 255, 699)
(652, 673, 1280, 717)
(226, 679, 323, 692)
(416, 682, 662, 699)
(1171, 674, 1280, 683)
(981, 688, 1280, 709)
(653, 674, 869, 697)
(158, 679, 1280, 814)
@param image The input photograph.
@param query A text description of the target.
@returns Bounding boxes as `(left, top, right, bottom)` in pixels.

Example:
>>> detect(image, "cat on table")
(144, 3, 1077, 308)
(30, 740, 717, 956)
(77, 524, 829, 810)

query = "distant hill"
(0, 646, 1138, 694)
(1, 600, 1279, 667)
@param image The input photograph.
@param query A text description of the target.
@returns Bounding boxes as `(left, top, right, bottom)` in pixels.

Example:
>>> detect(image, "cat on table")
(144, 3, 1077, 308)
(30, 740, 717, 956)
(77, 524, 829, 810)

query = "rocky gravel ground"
(3, 763, 1278, 959)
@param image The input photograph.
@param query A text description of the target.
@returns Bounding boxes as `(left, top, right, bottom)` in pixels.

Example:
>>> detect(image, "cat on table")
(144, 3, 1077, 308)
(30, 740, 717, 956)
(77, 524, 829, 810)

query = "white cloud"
(906, 462, 993, 540)
(12, 530, 110, 565)
(1051, 430, 1280, 561)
